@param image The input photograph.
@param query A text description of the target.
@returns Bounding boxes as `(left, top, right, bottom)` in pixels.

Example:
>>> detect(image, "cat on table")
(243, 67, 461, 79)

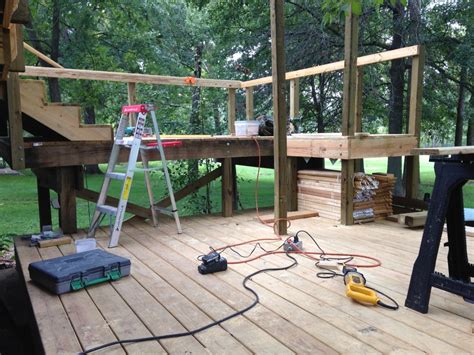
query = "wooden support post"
(57, 167, 78, 233)
(221, 158, 233, 217)
(127, 82, 137, 126)
(37, 182, 52, 229)
(340, 10, 359, 225)
(227, 88, 236, 134)
(6, 72, 25, 169)
(287, 157, 298, 211)
(270, 0, 288, 235)
(354, 67, 364, 172)
(289, 78, 299, 120)
(245, 87, 254, 120)
(406, 46, 425, 199)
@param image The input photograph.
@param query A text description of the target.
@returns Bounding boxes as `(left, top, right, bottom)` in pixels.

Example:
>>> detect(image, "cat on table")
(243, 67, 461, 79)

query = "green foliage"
(0, 234, 14, 254)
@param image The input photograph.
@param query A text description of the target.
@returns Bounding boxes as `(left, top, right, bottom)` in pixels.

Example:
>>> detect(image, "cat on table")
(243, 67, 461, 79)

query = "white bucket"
(234, 120, 260, 136)
(75, 238, 97, 253)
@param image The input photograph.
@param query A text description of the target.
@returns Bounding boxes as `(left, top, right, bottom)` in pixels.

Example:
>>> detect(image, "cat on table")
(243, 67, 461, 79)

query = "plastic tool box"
(28, 249, 131, 294)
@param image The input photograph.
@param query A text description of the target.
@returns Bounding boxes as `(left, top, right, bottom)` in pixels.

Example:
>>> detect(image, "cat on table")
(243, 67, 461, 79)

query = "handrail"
(19, 66, 242, 89)
(23, 42, 63, 68)
(241, 45, 420, 88)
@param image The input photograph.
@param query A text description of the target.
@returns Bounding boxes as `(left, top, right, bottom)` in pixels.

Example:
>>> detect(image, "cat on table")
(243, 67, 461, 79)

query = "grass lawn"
(0, 156, 472, 236)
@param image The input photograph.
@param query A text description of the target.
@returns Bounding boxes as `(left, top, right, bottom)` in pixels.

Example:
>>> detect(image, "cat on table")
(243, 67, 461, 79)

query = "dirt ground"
(0, 268, 36, 355)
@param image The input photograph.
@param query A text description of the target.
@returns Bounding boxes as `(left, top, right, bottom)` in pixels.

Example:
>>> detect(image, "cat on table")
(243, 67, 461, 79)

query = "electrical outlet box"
(283, 240, 303, 252)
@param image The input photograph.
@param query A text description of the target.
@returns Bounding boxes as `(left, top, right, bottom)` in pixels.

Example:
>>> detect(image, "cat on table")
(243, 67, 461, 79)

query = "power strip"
(283, 240, 303, 252)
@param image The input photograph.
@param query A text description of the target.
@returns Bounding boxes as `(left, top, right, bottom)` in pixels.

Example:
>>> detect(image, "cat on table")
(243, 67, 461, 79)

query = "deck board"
(15, 211, 474, 354)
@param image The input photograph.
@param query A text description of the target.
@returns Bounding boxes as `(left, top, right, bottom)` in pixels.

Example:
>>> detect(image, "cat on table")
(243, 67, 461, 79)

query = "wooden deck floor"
(15, 212, 474, 354)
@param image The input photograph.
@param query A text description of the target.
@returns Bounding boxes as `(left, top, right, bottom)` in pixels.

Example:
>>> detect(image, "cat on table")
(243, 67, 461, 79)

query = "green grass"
(0, 157, 472, 236)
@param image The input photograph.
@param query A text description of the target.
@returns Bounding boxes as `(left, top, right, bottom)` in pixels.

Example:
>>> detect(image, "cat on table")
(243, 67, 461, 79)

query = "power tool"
(198, 251, 227, 274)
(343, 266, 398, 310)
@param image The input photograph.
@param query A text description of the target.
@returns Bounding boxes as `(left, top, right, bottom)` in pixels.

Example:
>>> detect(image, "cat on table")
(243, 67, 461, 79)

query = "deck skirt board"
(15, 211, 473, 354)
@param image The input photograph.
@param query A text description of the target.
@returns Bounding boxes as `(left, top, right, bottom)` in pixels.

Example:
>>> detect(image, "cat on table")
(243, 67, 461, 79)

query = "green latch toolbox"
(28, 249, 131, 294)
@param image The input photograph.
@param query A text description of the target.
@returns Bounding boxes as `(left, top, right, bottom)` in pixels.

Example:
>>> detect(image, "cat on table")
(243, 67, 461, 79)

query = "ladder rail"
(89, 104, 182, 248)
(150, 110, 182, 234)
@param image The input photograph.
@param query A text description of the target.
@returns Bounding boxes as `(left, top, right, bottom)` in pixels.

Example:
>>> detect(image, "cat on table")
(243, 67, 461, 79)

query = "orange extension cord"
(211, 136, 382, 269)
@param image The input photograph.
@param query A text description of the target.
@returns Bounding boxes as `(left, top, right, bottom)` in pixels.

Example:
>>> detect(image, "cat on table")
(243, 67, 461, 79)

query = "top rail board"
(241, 45, 420, 88)
(20, 66, 242, 89)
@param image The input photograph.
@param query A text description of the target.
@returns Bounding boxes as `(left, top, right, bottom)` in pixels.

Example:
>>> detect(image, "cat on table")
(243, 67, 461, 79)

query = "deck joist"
(15, 211, 474, 354)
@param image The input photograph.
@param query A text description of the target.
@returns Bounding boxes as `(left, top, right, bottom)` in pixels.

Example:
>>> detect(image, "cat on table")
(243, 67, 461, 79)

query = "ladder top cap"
(122, 104, 155, 114)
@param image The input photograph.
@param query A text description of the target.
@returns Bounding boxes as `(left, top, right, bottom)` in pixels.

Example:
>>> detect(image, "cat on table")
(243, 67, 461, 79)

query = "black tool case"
(28, 249, 131, 294)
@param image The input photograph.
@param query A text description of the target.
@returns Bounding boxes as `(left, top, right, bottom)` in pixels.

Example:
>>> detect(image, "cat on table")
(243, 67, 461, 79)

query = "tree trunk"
(387, 1, 405, 196)
(454, 66, 466, 146)
(48, 0, 61, 102)
(188, 43, 203, 180)
(213, 99, 221, 134)
(84, 106, 102, 174)
(310, 76, 324, 133)
(467, 94, 474, 145)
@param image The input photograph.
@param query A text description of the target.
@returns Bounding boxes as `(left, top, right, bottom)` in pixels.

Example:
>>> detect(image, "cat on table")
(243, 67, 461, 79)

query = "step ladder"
(88, 104, 182, 248)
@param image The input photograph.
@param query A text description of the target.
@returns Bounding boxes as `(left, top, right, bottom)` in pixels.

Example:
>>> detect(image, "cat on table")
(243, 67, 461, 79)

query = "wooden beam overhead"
(270, 0, 288, 235)
(241, 45, 420, 88)
(20, 66, 242, 89)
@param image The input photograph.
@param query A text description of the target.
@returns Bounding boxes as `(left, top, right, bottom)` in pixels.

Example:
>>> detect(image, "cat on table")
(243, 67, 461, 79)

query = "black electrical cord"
(197, 241, 286, 262)
(367, 286, 399, 310)
(79, 252, 298, 354)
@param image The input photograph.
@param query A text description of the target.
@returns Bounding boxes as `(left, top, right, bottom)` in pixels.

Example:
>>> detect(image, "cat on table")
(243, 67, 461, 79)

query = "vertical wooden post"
(221, 158, 233, 217)
(127, 82, 137, 126)
(289, 78, 299, 120)
(270, 0, 288, 235)
(6, 72, 25, 170)
(245, 87, 254, 120)
(58, 167, 77, 233)
(287, 157, 298, 211)
(37, 182, 52, 229)
(340, 10, 359, 225)
(227, 88, 236, 134)
(354, 67, 364, 172)
(406, 46, 425, 199)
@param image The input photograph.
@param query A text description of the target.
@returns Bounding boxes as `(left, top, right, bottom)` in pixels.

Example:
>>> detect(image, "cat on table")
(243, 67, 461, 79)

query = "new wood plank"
(14, 238, 83, 354)
(152, 218, 448, 354)
(194, 216, 473, 350)
(119, 225, 300, 355)
(36, 245, 125, 355)
(21, 66, 242, 89)
(258, 210, 319, 223)
(412, 146, 474, 156)
(129, 221, 380, 354)
(78, 231, 210, 354)
(241, 46, 420, 88)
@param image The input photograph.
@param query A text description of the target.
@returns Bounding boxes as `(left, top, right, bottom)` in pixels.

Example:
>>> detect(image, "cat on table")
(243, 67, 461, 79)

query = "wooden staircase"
(20, 79, 113, 141)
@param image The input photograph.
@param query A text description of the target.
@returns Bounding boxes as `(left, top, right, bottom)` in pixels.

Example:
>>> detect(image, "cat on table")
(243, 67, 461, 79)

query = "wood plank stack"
(297, 170, 396, 223)
(371, 174, 396, 219)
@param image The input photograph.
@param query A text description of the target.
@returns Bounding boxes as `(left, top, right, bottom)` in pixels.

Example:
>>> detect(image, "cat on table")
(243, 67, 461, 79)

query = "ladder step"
(106, 172, 127, 180)
(97, 204, 118, 216)
(154, 206, 177, 216)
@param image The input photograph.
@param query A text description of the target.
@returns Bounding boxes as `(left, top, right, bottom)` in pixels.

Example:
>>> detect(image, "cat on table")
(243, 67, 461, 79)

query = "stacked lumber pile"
(372, 174, 396, 219)
(297, 170, 342, 220)
(297, 170, 395, 223)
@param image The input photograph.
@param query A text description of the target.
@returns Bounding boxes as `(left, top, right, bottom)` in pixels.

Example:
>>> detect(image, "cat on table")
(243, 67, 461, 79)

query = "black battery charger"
(198, 251, 228, 274)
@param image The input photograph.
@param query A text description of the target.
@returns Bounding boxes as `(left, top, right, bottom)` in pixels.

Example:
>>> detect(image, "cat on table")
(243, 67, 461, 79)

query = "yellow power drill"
(342, 266, 398, 310)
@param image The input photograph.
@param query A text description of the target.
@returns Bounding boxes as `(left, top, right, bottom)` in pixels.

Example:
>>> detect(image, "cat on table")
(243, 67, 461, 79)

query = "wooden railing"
(20, 43, 423, 139)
